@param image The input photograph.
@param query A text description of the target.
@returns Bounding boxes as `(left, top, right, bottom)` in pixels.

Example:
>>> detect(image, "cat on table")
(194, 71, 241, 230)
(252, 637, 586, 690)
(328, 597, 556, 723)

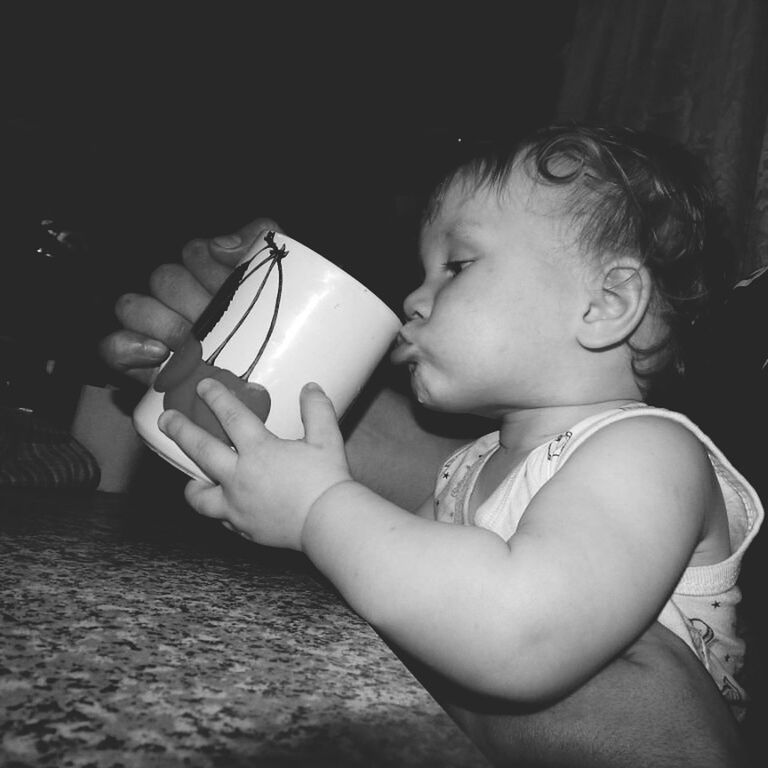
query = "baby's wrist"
(300, 478, 359, 552)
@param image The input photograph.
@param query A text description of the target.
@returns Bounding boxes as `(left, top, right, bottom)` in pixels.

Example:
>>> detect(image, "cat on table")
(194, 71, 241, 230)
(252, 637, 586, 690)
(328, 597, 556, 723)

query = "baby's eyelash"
(443, 260, 471, 276)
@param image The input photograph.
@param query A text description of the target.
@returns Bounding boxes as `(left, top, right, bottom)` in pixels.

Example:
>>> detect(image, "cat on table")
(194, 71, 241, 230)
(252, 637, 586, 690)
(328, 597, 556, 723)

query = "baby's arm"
(162, 381, 715, 703)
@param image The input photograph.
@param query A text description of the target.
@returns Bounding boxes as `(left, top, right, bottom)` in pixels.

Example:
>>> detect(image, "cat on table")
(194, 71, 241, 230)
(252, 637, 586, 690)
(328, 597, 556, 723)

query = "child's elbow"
(455, 642, 595, 705)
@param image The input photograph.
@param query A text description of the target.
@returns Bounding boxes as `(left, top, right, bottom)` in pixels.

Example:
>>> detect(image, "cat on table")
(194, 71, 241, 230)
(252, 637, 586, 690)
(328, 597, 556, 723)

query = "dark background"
(2, 4, 576, 416)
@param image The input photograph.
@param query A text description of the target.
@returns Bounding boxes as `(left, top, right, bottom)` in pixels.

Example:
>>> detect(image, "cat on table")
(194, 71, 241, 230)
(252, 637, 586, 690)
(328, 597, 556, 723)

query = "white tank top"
(433, 404, 764, 718)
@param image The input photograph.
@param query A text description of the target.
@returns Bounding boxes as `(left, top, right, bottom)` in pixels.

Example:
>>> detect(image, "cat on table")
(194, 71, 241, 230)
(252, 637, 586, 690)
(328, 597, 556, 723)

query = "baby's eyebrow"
(417, 222, 484, 264)
(445, 222, 486, 250)
(446, 222, 481, 239)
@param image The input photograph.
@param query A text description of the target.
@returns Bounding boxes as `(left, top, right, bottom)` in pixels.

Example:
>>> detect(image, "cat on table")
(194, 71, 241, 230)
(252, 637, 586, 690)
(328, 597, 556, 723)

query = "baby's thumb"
(300, 383, 342, 448)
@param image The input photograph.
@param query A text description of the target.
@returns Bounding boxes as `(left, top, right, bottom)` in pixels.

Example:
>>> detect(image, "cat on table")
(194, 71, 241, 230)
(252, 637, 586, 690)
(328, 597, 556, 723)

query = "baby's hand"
(158, 379, 352, 550)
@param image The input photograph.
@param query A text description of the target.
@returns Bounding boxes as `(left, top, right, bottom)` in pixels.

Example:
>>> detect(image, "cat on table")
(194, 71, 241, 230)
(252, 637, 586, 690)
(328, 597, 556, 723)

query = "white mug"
(133, 231, 402, 481)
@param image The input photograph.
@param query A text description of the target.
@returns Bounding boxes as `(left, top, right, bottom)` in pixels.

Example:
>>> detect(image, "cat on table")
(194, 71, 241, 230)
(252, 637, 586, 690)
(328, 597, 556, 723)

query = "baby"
(158, 124, 763, 731)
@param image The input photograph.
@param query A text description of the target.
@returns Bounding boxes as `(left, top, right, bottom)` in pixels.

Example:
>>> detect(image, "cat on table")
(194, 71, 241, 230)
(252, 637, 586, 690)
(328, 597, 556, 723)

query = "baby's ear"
(577, 261, 652, 350)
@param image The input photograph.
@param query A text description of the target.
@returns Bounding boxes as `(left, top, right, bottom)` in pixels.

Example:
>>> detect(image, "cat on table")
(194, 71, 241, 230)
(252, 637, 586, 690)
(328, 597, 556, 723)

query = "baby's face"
(392, 168, 591, 417)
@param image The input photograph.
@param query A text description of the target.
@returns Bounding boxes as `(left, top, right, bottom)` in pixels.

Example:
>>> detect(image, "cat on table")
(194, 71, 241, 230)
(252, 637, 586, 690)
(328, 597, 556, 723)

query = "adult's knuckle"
(97, 333, 121, 365)
(114, 292, 139, 322)
(149, 263, 185, 298)
(166, 318, 192, 349)
(181, 239, 208, 270)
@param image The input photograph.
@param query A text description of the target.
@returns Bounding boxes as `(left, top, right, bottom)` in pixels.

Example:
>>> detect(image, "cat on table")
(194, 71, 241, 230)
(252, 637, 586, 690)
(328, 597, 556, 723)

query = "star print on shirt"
(547, 431, 572, 460)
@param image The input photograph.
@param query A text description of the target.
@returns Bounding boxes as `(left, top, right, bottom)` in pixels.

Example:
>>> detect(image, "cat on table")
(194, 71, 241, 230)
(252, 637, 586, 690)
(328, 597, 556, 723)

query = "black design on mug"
(154, 231, 288, 445)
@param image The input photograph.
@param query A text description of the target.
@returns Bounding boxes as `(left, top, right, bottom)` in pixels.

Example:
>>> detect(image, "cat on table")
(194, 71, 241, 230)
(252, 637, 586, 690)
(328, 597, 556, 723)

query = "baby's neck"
(496, 399, 641, 457)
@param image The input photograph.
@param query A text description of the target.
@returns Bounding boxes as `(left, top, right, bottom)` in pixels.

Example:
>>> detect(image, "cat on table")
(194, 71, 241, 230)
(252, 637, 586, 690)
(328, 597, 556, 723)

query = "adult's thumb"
(210, 217, 284, 265)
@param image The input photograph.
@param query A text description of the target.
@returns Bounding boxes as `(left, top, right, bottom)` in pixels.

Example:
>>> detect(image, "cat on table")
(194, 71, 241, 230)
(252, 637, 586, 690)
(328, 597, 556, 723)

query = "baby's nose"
(403, 285, 430, 321)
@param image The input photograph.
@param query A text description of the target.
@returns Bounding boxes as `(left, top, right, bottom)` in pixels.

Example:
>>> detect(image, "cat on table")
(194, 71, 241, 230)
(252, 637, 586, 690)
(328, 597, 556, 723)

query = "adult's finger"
(299, 383, 343, 449)
(98, 329, 168, 383)
(148, 263, 214, 324)
(180, 218, 285, 292)
(180, 238, 235, 295)
(177, 217, 284, 305)
(114, 293, 193, 352)
(207, 217, 284, 268)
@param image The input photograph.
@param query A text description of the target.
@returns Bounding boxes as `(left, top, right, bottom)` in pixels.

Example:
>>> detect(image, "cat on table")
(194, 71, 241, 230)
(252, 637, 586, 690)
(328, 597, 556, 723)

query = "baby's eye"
(443, 260, 472, 276)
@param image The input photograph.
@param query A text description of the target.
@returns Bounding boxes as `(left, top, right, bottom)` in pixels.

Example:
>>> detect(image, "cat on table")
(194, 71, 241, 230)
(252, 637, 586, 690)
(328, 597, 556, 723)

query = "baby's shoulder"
(560, 406, 712, 476)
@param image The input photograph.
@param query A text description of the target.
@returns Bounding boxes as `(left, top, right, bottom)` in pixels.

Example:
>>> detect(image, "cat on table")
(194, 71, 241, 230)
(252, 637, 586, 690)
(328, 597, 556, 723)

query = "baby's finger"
(158, 409, 236, 482)
(221, 521, 258, 542)
(184, 479, 229, 519)
(196, 378, 271, 448)
(300, 383, 343, 449)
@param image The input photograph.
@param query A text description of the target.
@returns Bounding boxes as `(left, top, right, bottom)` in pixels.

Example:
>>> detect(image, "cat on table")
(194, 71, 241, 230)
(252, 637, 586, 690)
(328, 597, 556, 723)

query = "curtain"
(556, 0, 768, 277)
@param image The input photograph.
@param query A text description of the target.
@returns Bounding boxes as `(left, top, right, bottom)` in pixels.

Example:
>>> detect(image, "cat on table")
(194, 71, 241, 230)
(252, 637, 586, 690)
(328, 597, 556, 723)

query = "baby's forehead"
(444, 162, 569, 217)
(420, 168, 583, 262)
(429, 165, 574, 235)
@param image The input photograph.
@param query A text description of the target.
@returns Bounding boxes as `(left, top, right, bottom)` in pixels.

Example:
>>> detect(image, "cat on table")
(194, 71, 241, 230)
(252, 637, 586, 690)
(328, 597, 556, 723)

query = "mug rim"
(259, 230, 402, 325)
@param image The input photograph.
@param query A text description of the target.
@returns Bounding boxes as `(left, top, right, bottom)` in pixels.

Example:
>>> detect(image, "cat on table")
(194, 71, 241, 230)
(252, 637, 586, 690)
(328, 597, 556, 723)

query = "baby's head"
(422, 123, 726, 397)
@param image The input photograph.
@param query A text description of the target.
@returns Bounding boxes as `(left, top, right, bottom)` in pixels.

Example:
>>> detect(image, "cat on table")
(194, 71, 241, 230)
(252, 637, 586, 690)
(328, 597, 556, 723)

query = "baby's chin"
(407, 364, 430, 403)
(409, 371, 496, 421)
(408, 366, 451, 412)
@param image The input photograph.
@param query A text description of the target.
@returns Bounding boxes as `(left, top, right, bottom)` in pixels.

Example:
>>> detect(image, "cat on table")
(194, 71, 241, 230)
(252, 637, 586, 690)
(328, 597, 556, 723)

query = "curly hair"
(422, 123, 732, 394)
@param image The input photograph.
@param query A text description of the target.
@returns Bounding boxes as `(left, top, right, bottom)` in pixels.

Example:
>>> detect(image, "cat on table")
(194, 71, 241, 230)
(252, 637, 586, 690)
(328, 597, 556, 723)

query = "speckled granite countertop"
(0, 489, 488, 767)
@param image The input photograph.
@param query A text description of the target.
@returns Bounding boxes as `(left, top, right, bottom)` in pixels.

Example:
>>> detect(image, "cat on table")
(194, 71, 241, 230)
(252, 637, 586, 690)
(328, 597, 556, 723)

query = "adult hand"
(96, 213, 468, 510)
(441, 621, 746, 767)
(99, 217, 283, 385)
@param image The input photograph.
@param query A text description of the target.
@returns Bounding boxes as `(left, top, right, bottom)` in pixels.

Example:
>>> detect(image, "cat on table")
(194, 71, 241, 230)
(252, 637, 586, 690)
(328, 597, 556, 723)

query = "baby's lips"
(390, 332, 414, 365)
